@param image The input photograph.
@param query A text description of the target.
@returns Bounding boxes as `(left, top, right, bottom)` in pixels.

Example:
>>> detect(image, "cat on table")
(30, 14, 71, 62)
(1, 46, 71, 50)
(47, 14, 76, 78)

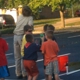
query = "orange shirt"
(41, 40, 59, 66)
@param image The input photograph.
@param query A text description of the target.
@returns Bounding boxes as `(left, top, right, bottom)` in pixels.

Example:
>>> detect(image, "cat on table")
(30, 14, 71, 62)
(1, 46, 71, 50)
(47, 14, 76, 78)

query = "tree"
(0, 0, 8, 8)
(28, 0, 80, 28)
(68, 0, 80, 17)
(0, 0, 80, 27)
(0, 0, 19, 8)
(0, 0, 30, 9)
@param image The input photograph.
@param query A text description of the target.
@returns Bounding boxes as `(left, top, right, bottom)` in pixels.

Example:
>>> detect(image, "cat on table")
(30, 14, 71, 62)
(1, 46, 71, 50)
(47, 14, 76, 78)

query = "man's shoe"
(17, 75, 23, 79)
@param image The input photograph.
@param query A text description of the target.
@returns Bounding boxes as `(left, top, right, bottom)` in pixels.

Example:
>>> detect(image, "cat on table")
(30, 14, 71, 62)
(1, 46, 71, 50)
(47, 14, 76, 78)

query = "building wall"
(39, 6, 60, 19)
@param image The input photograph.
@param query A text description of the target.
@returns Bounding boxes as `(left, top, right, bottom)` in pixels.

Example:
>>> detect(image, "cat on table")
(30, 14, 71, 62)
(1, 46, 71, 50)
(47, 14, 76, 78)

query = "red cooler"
(58, 55, 68, 72)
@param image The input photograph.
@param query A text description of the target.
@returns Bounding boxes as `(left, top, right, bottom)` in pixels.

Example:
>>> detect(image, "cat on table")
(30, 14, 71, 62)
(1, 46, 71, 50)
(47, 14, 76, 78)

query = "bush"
(0, 28, 14, 34)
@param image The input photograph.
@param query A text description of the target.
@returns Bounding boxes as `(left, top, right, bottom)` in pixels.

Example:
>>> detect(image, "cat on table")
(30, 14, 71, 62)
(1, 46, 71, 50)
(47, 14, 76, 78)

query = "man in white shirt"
(13, 6, 33, 79)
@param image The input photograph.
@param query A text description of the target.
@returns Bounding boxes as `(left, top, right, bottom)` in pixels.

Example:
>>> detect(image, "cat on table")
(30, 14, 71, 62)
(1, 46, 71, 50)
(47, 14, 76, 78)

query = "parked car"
(0, 14, 16, 29)
(74, 10, 80, 17)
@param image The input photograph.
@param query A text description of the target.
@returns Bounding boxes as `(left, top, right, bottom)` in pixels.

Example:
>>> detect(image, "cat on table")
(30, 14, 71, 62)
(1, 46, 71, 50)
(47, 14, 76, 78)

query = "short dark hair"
(25, 34, 33, 43)
(47, 25, 55, 31)
(43, 24, 55, 32)
(22, 6, 32, 16)
(24, 25, 32, 32)
(43, 24, 49, 32)
(46, 31, 54, 39)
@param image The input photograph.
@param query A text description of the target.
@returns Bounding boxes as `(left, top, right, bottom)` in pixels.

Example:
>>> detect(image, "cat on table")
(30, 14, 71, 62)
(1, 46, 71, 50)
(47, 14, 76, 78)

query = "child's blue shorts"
(0, 66, 10, 78)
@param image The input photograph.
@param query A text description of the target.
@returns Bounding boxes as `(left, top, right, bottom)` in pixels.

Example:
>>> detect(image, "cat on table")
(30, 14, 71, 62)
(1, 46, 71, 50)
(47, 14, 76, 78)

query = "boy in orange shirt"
(41, 31, 62, 80)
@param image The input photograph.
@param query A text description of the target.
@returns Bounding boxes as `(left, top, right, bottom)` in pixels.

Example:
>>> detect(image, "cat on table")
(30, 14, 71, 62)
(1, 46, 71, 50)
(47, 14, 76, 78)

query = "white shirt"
(13, 15, 33, 35)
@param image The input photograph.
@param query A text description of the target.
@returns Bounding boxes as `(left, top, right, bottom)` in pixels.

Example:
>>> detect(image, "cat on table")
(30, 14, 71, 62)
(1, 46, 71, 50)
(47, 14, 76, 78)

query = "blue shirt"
(23, 42, 40, 61)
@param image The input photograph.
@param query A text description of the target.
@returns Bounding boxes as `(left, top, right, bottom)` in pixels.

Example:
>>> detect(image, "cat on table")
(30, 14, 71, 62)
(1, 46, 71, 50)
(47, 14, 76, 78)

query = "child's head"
(24, 25, 33, 34)
(45, 30, 54, 39)
(43, 24, 49, 32)
(25, 34, 33, 43)
(43, 24, 55, 32)
(47, 25, 55, 32)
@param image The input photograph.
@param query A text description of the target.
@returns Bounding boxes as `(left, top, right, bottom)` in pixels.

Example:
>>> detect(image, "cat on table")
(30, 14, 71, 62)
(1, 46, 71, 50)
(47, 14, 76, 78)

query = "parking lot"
(3, 28, 80, 80)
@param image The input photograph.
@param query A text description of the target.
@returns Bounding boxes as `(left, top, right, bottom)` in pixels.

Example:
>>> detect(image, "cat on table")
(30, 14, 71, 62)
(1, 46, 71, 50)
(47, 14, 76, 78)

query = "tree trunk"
(72, 4, 74, 18)
(60, 11, 65, 28)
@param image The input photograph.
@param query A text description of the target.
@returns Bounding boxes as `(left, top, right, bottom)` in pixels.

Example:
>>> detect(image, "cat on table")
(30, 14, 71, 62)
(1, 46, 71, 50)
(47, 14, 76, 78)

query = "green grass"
(68, 62, 80, 71)
(0, 18, 60, 34)
(34, 18, 60, 26)
(66, 21, 80, 26)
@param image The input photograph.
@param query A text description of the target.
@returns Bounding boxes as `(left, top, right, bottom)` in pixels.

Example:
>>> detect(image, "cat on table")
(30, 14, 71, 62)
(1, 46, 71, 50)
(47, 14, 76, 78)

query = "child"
(23, 34, 40, 80)
(21, 25, 33, 57)
(40, 24, 49, 44)
(0, 32, 9, 80)
(21, 25, 33, 78)
(44, 24, 56, 42)
(40, 24, 56, 44)
(41, 31, 62, 80)
(40, 24, 56, 80)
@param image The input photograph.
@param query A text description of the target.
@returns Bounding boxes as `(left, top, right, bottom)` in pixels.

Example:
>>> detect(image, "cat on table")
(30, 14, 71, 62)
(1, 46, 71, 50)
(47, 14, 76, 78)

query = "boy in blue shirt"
(23, 34, 40, 80)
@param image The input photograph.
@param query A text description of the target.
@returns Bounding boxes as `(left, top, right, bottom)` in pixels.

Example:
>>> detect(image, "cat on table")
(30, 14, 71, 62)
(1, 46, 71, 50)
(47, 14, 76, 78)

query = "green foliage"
(7, 0, 14, 8)
(0, 0, 30, 8)
(0, 0, 7, 8)
(0, 0, 79, 12)
(28, 0, 80, 13)
(0, 0, 80, 19)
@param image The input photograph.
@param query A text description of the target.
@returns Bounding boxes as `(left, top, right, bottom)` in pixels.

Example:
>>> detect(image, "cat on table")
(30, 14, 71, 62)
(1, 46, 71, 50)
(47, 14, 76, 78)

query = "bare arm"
(28, 16, 33, 26)
(41, 43, 45, 54)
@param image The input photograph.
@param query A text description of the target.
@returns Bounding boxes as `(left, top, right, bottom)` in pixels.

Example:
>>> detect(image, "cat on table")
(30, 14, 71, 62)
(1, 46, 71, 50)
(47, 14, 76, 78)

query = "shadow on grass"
(34, 19, 60, 25)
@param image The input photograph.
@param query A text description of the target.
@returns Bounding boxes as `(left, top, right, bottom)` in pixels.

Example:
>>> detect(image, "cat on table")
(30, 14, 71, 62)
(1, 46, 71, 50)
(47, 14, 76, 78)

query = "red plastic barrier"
(58, 55, 68, 72)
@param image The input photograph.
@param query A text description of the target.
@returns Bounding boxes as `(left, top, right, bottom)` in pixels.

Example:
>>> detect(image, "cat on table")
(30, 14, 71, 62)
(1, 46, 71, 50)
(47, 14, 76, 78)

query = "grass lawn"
(66, 21, 80, 26)
(34, 18, 60, 27)
(68, 62, 80, 71)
